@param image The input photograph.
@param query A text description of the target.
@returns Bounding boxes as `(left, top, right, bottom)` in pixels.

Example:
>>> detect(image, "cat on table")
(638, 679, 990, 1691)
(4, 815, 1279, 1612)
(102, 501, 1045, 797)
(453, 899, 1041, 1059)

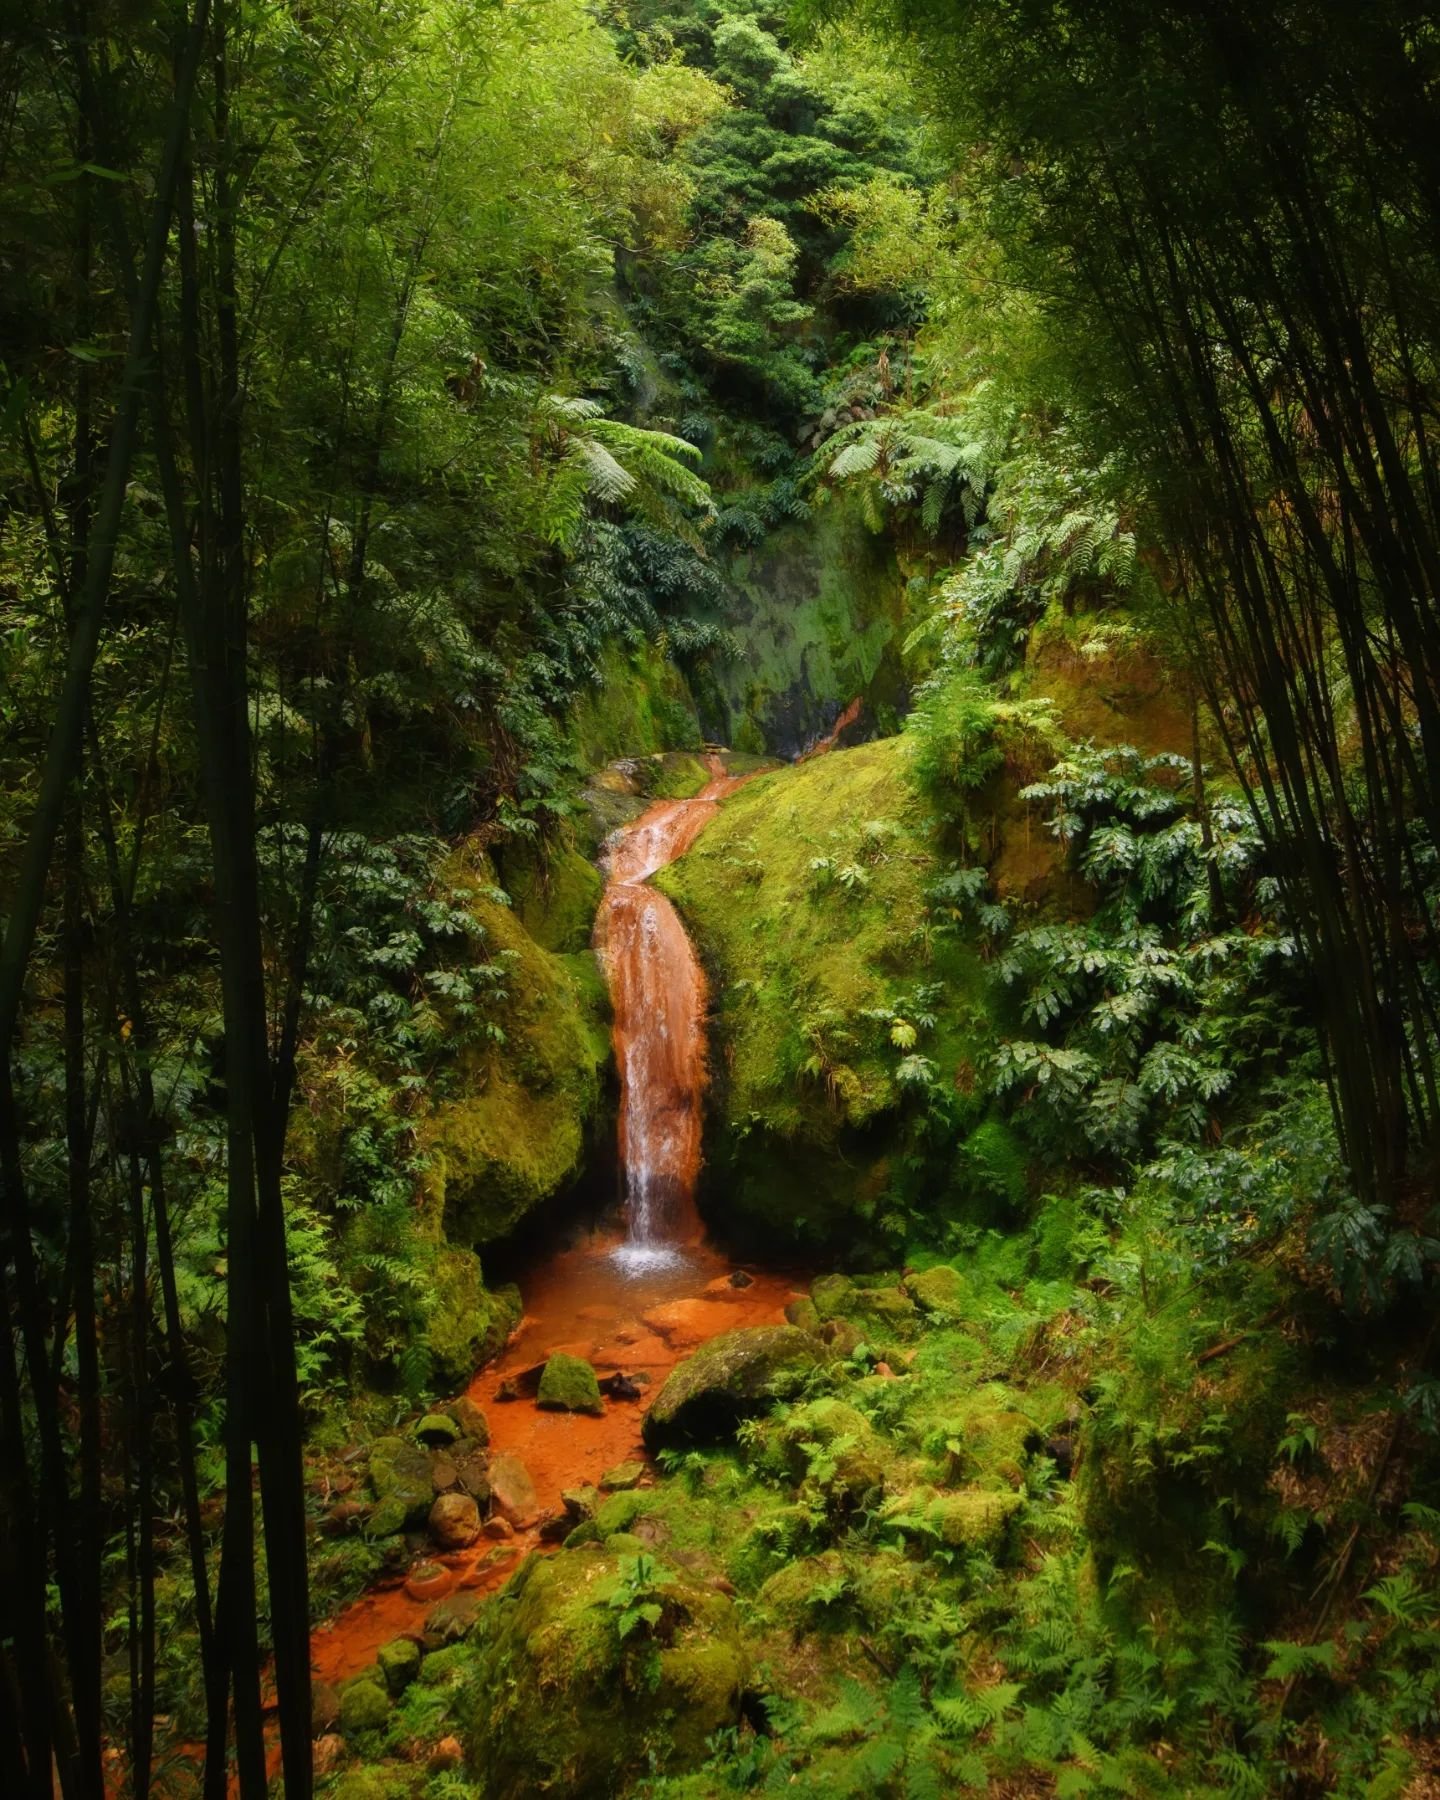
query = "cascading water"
(595, 757, 750, 1267)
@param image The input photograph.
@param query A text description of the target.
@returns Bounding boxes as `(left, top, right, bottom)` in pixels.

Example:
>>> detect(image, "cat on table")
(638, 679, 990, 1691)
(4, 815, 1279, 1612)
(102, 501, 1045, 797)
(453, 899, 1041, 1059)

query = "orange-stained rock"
(488, 1452, 540, 1528)
(428, 1494, 481, 1550)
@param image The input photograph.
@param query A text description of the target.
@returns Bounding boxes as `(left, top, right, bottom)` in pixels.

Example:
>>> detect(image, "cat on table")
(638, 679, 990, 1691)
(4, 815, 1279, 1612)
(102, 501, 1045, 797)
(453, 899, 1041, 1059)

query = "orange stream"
(309, 756, 795, 1688)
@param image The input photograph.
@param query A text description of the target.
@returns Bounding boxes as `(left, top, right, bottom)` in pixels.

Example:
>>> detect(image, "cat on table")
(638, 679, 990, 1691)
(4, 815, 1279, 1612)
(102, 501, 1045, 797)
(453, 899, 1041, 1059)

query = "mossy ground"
(323, 1196, 1440, 1799)
(656, 735, 993, 1249)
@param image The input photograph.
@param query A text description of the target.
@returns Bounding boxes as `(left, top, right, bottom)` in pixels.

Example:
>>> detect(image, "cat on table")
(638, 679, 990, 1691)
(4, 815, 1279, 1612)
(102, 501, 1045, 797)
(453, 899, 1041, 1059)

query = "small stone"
(415, 1413, 460, 1446)
(428, 1492, 481, 1550)
(446, 1395, 490, 1446)
(424, 1591, 485, 1645)
(562, 1485, 599, 1520)
(322, 1499, 369, 1535)
(454, 1451, 491, 1503)
(430, 1455, 459, 1493)
(874, 1361, 896, 1379)
(729, 1269, 754, 1289)
(429, 1736, 464, 1772)
(488, 1452, 540, 1527)
(404, 1562, 454, 1603)
(600, 1461, 646, 1491)
(312, 1733, 345, 1776)
(495, 1377, 520, 1402)
(598, 1371, 643, 1401)
(338, 1676, 390, 1735)
(483, 1515, 514, 1540)
(376, 1636, 422, 1696)
(538, 1512, 571, 1544)
(536, 1353, 604, 1416)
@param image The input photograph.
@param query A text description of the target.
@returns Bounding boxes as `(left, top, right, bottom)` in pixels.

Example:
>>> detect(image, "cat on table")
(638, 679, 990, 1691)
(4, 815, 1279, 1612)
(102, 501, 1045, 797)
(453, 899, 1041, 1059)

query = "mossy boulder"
(376, 1636, 422, 1695)
(502, 844, 605, 954)
(538, 1354, 605, 1416)
(423, 868, 611, 1247)
(784, 1296, 822, 1334)
(417, 1643, 475, 1688)
(757, 1398, 886, 1509)
(903, 1264, 970, 1317)
(422, 1248, 520, 1388)
(926, 1488, 1024, 1551)
(654, 736, 992, 1251)
(459, 1546, 748, 1798)
(416, 1413, 459, 1445)
(325, 1772, 422, 1800)
(757, 1551, 849, 1624)
(339, 1675, 392, 1735)
(643, 1327, 821, 1448)
(446, 1395, 490, 1446)
(367, 1437, 433, 1528)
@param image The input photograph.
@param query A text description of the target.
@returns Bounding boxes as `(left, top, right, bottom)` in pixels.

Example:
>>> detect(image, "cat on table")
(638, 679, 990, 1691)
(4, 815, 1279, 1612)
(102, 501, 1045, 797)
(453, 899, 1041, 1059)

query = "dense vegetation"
(2, 0, 1439, 1796)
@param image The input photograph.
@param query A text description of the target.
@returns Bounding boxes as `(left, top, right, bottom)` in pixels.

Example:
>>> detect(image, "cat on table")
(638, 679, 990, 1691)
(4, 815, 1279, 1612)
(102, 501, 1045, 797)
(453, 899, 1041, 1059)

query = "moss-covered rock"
(415, 1413, 459, 1445)
(367, 1437, 433, 1529)
(376, 1636, 422, 1695)
(446, 1395, 490, 1447)
(416, 1643, 475, 1688)
(423, 862, 611, 1247)
(324, 1771, 422, 1800)
(339, 1675, 392, 1735)
(422, 1250, 520, 1388)
(655, 736, 991, 1251)
(459, 1546, 748, 1798)
(538, 1354, 605, 1416)
(502, 844, 605, 954)
(643, 1326, 821, 1448)
(903, 1264, 970, 1317)
(924, 1487, 1024, 1551)
(601, 1460, 646, 1492)
(756, 1550, 849, 1624)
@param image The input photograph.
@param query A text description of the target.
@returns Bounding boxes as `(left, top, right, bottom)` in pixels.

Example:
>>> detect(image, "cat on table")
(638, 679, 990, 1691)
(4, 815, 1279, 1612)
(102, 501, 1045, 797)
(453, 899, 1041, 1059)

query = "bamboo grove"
(846, 0, 1440, 1214)
(0, 2, 727, 1794)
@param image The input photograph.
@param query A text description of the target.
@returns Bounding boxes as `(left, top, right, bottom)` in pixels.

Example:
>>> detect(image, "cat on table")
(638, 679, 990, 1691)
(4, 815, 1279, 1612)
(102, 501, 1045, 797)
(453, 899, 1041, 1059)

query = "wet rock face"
(459, 1546, 749, 1799)
(642, 1325, 821, 1448)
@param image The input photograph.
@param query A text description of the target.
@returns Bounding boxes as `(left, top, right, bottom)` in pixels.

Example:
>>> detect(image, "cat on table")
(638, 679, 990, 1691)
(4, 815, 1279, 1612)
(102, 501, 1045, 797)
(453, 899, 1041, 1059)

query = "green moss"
(416, 1643, 475, 1688)
(459, 1546, 748, 1798)
(339, 1675, 392, 1735)
(503, 845, 604, 954)
(655, 735, 991, 1248)
(423, 861, 611, 1247)
(569, 641, 703, 770)
(708, 489, 909, 755)
(376, 1637, 421, 1695)
(422, 1248, 520, 1387)
(903, 1264, 969, 1317)
(538, 1354, 605, 1416)
(643, 1326, 822, 1447)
